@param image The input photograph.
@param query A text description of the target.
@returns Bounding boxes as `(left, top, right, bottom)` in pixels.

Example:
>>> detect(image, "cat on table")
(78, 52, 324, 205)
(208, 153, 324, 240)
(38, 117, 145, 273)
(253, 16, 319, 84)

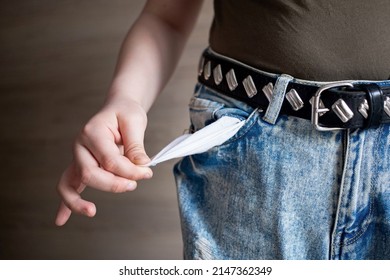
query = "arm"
(109, 0, 204, 111)
(55, 0, 204, 226)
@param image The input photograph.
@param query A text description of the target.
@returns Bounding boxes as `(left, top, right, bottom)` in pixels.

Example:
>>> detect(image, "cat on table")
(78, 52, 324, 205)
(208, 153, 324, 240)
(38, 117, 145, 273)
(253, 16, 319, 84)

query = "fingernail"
(126, 182, 137, 191)
(133, 154, 150, 165)
(143, 171, 153, 179)
(83, 207, 91, 216)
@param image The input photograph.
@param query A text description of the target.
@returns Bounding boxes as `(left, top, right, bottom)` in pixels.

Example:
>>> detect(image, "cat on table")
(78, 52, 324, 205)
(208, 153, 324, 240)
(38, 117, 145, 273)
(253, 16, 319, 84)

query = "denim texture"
(174, 81, 390, 260)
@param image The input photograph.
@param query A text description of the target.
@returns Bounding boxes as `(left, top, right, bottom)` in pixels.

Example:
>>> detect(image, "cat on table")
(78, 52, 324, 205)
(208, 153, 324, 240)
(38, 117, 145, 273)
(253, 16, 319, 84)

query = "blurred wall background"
(0, 0, 213, 259)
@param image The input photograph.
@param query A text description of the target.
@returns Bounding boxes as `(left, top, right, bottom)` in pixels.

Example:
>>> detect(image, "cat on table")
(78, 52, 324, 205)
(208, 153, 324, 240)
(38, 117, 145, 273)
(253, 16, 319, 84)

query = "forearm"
(107, 0, 203, 111)
(56, 1, 204, 226)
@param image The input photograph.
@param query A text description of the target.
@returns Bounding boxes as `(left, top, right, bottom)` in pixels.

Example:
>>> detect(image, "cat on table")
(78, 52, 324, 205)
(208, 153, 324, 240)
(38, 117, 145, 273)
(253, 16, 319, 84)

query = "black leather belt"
(198, 49, 390, 131)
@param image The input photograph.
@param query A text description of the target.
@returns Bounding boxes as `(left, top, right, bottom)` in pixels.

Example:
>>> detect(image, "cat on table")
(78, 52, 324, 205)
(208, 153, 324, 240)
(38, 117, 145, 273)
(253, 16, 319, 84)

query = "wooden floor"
(0, 0, 213, 259)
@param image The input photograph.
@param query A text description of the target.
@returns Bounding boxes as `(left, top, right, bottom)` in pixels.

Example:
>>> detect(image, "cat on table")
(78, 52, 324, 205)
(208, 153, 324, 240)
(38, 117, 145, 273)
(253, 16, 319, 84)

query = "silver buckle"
(311, 82, 354, 131)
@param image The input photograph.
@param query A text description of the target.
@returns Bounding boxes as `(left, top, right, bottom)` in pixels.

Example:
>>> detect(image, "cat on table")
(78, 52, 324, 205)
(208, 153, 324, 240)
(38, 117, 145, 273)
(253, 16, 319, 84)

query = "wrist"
(106, 77, 155, 112)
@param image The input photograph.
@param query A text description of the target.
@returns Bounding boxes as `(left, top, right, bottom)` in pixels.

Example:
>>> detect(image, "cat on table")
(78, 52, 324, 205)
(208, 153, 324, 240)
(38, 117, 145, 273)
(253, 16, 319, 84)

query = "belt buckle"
(311, 82, 354, 131)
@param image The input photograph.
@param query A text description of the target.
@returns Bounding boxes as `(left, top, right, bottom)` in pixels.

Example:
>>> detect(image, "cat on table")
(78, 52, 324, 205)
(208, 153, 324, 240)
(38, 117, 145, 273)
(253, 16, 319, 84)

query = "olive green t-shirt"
(209, 0, 390, 81)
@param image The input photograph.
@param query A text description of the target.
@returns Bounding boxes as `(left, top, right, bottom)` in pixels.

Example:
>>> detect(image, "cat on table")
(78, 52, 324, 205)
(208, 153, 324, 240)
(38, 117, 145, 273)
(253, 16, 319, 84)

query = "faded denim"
(174, 49, 390, 259)
(174, 78, 390, 260)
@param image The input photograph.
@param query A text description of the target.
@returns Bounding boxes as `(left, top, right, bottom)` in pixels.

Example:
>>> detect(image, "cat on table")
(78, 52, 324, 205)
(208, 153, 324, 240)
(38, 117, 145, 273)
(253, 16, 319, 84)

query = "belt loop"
(263, 74, 294, 124)
(363, 83, 384, 128)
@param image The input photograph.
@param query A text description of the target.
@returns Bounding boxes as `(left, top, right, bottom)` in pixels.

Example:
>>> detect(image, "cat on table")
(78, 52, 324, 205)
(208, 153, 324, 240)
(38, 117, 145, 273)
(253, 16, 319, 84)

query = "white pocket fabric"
(145, 116, 245, 167)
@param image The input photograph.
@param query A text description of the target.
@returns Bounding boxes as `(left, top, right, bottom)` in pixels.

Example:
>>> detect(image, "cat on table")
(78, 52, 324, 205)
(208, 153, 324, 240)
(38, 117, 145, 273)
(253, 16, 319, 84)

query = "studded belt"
(198, 48, 390, 131)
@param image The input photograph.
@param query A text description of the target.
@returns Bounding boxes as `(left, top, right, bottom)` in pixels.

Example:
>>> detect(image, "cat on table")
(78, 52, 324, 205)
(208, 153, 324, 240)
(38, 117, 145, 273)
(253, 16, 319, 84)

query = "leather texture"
(199, 49, 390, 129)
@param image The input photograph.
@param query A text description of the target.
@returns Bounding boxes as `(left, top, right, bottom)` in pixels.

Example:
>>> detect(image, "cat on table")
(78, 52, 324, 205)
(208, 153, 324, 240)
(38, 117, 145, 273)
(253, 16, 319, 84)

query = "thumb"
(119, 112, 150, 166)
(125, 142, 150, 166)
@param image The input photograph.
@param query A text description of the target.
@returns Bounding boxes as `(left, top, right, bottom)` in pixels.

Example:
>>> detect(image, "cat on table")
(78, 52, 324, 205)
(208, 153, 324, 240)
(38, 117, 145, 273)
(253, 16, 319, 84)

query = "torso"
(210, 0, 390, 81)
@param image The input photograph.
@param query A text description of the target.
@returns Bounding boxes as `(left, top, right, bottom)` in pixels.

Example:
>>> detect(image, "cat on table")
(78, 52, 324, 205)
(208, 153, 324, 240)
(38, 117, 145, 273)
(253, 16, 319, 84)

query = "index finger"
(55, 163, 96, 226)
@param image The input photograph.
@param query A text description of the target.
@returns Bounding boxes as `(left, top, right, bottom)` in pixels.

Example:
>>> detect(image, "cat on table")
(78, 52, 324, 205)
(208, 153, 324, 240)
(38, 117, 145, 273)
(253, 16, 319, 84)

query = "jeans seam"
(342, 130, 371, 246)
(334, 128, 379, 250)
(338, 222, 371, 247)
(337, 126, 386, 247)
(331, 130, 350, 259)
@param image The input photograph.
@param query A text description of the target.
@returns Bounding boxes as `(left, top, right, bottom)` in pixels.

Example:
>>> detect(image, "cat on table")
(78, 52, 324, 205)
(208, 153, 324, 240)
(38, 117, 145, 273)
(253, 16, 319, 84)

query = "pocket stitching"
(220, 110, 259, 147)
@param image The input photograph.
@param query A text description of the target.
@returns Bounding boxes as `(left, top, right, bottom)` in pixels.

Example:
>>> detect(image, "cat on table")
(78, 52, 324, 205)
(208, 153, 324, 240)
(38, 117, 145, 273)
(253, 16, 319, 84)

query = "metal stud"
(309, 97, 327, 116)
(226, 69, 238, 91)
(358, 99, 369, 119)
(385, 97, 390, 117)
(203, 61, 211, 80)
(213, 64, 223, 85)
(198, 56, 205, 76)
(286, 89, 304, 111)
(242, 75, 257, 98)
(262, 82, 274, 102)
(332, 99, 354, 123)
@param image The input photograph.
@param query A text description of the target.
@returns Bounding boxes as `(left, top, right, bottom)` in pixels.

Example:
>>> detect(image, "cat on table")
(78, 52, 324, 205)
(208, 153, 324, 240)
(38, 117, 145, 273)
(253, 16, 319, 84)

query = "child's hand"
(55, 99, 153, 226)
(54, 0, 204, 226)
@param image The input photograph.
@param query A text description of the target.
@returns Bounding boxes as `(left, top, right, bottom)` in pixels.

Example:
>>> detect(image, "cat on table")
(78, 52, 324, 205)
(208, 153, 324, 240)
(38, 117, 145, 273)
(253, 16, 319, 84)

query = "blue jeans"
(173, 80, 390, 260)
